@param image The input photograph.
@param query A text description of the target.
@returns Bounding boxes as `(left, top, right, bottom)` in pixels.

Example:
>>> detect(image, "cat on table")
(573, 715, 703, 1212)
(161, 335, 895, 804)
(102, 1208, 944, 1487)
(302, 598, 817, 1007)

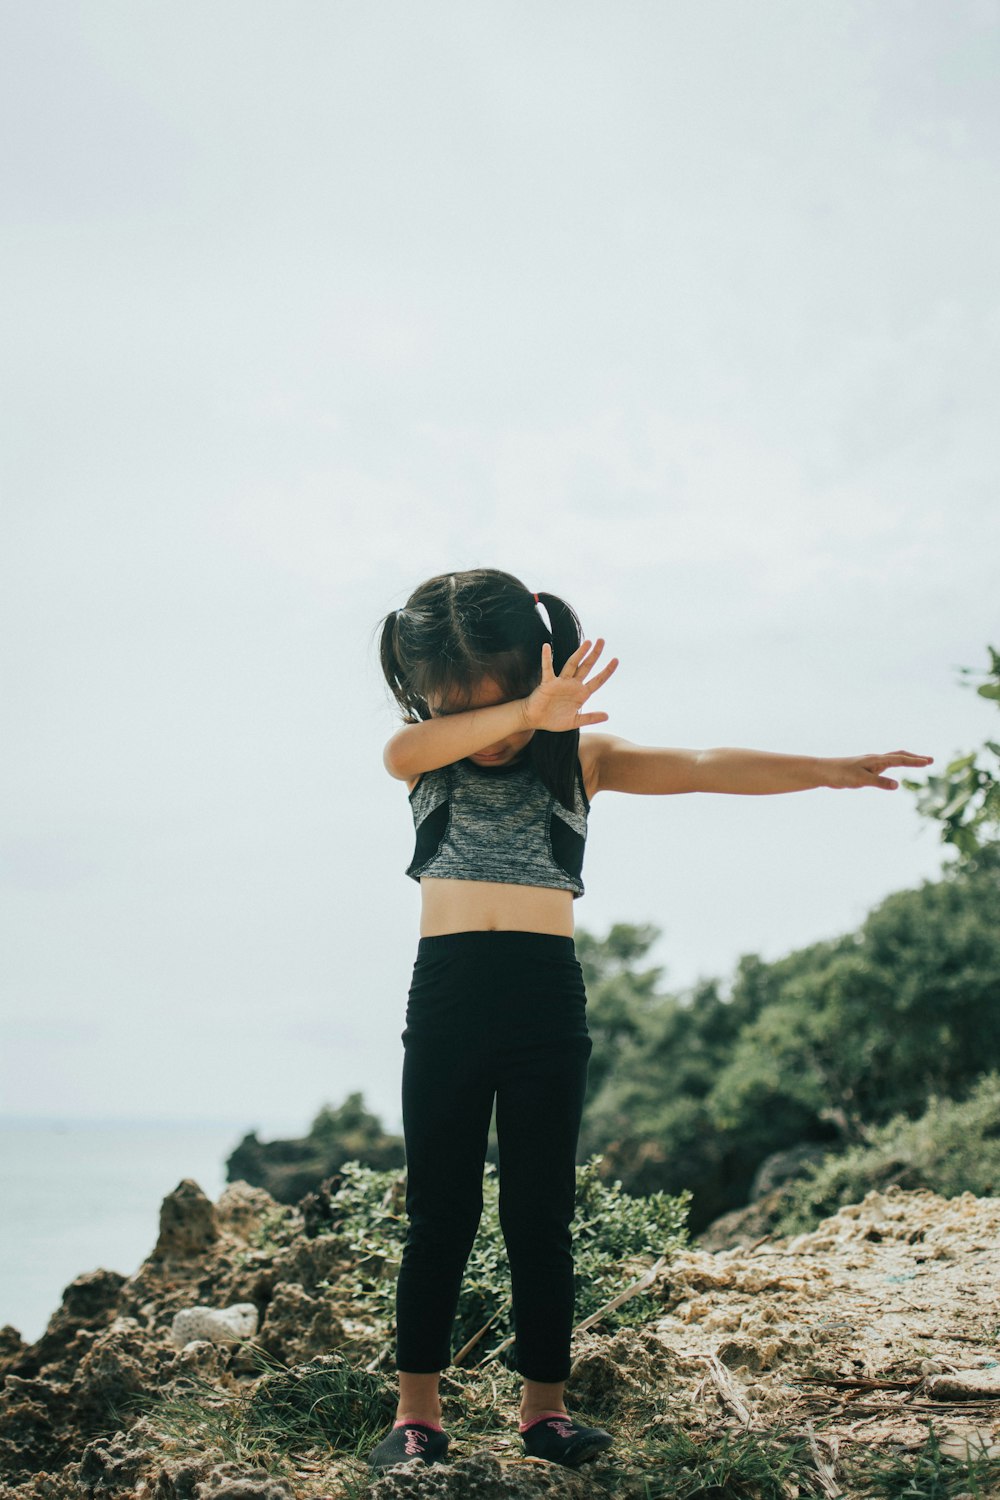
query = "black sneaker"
(519, 1411, 614, 1468)
(369, 1419, 450, 1471)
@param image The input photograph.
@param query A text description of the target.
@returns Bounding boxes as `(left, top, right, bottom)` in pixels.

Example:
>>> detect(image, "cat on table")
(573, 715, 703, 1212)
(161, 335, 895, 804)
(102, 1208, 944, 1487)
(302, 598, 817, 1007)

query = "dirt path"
(633, 1185, 1000, 1472)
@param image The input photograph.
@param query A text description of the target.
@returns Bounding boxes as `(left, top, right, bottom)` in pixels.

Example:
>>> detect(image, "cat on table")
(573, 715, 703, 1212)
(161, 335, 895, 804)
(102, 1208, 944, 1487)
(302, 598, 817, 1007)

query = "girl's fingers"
(859, 750, 933, 788)
(578, 711, 610, 726)
(552, 637, 617, 681)
(577, 638, 605, 673)
(872, 752, 933, 770)
(561, 639, 592, 675)
(584, 658, 619, 692)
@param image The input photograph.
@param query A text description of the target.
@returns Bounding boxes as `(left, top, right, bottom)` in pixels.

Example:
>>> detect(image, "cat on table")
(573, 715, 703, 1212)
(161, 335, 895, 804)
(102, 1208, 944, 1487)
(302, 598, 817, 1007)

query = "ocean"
(0, 1118, 253, 1346)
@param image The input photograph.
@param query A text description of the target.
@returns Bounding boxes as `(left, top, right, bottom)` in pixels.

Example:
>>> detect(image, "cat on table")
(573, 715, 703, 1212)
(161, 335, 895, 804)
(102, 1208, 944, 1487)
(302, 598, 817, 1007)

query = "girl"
(369, 567, 932, 1473)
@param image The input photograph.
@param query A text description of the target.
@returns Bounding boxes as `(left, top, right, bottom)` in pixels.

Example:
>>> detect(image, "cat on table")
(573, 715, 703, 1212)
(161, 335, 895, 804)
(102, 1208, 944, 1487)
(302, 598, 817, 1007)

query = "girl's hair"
(376, 568, 585, 810)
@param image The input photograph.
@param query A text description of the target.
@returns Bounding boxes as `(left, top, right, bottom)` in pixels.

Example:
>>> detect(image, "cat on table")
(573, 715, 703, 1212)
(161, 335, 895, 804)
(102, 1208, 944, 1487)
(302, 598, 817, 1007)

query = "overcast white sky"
(2, 0, 997, 1139)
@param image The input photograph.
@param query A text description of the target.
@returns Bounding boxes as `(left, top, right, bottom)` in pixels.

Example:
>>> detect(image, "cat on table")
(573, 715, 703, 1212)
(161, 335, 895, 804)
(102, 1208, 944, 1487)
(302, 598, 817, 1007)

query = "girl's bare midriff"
(418, 876, 576, 937)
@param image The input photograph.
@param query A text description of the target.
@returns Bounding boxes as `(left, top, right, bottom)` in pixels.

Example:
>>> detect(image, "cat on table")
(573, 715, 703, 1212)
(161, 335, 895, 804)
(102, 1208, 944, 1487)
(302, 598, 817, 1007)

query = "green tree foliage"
(574, 921, 671, 1100)
(709, 853, 1000, 1143)
(902, 643, 1000, 859)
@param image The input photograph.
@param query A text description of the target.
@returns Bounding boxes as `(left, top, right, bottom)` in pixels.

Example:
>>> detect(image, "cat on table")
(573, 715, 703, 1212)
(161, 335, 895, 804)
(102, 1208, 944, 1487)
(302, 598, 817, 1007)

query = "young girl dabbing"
(369, 567, 932, 1473)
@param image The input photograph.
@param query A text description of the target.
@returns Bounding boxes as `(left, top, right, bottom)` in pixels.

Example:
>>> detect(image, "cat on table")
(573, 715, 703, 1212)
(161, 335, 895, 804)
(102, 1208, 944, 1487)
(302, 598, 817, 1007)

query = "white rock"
(170, 1302, 259, 1348)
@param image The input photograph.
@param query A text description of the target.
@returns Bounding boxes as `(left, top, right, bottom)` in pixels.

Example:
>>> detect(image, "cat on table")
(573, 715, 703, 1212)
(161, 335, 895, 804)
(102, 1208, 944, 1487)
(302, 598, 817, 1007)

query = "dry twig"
(453, 1296, 512, 1366)
(803, 1420, 841, 1499)
(695, 1350, 755, 1428)
(478, 1253, 671, 1365)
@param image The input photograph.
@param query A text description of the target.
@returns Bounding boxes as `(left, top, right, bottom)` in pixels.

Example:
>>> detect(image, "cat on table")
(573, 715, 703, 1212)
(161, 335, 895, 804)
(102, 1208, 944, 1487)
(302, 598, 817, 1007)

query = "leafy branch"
(903, 644, 1000, 858)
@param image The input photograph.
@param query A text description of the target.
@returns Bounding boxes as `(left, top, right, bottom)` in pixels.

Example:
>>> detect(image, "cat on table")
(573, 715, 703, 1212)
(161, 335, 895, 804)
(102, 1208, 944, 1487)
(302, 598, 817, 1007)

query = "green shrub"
(325, 1152, 690, 1371)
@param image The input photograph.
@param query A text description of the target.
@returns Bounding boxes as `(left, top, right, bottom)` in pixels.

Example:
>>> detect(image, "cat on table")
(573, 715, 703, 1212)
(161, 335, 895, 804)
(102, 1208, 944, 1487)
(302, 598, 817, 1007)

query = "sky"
(1, 0, 998, 1141)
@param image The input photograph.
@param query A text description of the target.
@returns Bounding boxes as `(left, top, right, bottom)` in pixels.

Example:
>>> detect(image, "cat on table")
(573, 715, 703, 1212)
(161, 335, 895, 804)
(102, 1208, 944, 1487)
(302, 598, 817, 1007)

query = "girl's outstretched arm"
(586, 734, 934, 795)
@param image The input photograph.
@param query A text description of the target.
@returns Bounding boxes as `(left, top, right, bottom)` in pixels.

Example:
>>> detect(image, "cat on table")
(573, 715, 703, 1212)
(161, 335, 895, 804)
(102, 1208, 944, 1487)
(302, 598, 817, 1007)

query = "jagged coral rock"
(171, 1339, 228, 1379)
(254, 1282, 345, 1365)
(150, 1453, 225, 1500)
(270, 1232, 352, 1293)
(1, 1270, 128, 1385)
(50, 1269, 127, 1331)
(78, 1421, 159, 1493)
(69, 1317, 161, 1422)
(0, 1461, 83, 1500)
(214, 1183, 284, 1244)
(0, 1325, 29, 1380)
(0, 1373, 67, 1481)
(6, 1176, 1000, 1500)
(194, 1467, 295, 1500)
(150, 1180, 221, 1263)
(566, 1326, 677, 1418)
(367, 1450, 585, 1499)
(78, 1417, 228, 1500)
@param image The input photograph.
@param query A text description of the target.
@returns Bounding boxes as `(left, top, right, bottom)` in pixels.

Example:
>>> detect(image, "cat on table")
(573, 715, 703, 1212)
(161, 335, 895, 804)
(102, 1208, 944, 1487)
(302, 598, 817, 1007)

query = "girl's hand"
(826, 750, 934, 790)
(522, 639, 619, 732)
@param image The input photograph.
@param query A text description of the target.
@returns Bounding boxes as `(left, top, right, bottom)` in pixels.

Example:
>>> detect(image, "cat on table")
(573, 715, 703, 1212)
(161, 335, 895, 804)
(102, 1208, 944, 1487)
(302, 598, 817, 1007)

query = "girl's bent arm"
(383, 698, 532, 779)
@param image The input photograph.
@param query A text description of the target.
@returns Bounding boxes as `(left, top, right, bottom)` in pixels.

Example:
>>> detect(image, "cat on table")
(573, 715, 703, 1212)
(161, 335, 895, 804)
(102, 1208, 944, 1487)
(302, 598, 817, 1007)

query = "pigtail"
(534, 590, 582, 674)
(377, 609, 427, 725)
(530, 590, 584, 811)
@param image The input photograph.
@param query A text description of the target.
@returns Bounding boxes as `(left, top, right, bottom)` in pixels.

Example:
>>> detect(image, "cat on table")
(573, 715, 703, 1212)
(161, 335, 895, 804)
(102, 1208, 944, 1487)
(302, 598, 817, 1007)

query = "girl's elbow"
(383, 741, 412, 780)
(384, 716, 428, 779)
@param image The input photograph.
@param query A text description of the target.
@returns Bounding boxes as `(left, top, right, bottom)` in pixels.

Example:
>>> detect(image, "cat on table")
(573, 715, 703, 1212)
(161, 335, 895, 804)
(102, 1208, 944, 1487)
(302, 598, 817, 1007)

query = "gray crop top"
(405, 751, 590, 898)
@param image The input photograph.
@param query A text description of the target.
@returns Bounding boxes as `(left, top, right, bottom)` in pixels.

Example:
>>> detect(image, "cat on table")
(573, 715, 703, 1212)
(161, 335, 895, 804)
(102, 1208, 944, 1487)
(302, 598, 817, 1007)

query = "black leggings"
(394, 930, 593, 1384)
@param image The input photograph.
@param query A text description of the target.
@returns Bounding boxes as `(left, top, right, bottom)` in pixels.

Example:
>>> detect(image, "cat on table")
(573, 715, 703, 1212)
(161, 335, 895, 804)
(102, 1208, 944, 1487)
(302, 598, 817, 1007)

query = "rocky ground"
(2, 1176, 999, 1498)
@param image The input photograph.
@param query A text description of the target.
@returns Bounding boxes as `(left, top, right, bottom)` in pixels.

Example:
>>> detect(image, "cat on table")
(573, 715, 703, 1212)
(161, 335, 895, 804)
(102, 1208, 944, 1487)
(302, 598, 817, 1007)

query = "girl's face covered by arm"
(427, 676, 537, 768)
(384, 676, 537, 781)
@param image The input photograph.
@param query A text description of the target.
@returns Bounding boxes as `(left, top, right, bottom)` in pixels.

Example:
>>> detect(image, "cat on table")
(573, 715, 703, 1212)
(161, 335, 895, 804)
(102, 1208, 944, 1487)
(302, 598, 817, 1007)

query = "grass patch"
(113, 1345, 393, 1468)
(619, 1419, 820, 1500)
(239, 1346, 391, 1457)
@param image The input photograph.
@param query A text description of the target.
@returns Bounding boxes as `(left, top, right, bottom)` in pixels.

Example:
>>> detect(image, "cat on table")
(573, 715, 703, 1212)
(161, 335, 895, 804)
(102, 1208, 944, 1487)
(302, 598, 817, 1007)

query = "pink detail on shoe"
(390, 1426, 428, 1457)
(392, 1418, 444, 1435)
(547, 1419, 576, 1439)
(518, 1409, 575, 1433)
